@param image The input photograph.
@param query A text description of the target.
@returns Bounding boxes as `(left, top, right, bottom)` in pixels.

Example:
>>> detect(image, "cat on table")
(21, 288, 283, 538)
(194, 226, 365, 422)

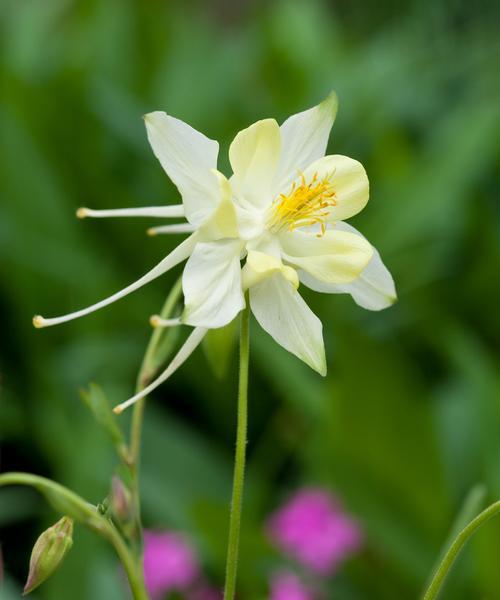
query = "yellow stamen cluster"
(267, 172, 336, 236)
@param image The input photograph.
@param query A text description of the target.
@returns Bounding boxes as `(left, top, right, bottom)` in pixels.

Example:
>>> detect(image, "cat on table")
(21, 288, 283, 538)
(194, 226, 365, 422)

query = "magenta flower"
(143, 530, 200, 599)
(270, 571, 315, 600)
(187, 583, 223, 600)
(267, 488, 362, 576)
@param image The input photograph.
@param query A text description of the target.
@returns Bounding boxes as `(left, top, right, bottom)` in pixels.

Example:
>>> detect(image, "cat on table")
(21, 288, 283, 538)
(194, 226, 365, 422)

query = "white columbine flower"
(34, 93, 396, 413)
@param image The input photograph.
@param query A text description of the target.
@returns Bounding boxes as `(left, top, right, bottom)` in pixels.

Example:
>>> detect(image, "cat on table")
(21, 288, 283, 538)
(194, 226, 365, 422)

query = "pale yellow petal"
(280, 228, 373, 284)
(242, 250, 299, 290)
(299, 222, 397, 310)
(198, 170, 238, 240)
(299, 154, 369, 222)
(229, 119, 281, 209)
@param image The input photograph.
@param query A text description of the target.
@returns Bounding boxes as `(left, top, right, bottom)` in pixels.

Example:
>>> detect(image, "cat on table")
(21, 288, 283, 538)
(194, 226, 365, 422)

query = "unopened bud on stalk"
(24, 517, 74, 595)
(110, 476, 133, 524)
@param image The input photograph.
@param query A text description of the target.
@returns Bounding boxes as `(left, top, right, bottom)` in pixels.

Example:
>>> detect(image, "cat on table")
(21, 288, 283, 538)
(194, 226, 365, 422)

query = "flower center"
(267, 172, 336, 236)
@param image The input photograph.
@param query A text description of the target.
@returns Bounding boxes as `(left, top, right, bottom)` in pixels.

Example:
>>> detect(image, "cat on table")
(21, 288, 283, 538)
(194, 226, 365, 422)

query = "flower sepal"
(23, 516, 74, 595)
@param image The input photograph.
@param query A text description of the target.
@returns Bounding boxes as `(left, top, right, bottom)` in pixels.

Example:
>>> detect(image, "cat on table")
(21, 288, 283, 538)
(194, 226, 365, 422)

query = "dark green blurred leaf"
(202, 317, 239, 379)
(80, 384, 126, 458)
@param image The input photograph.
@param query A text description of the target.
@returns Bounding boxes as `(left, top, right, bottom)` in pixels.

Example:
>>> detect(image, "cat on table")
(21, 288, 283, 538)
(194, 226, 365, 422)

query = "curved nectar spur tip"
(113, 405, 124, 415)
(146, 228, 157, 237)
(32, 315, 46, 329)
(76, 207, 89, 219)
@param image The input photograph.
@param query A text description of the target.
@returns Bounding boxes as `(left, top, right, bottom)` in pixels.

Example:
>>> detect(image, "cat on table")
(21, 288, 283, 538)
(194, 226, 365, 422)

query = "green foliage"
(1, 0, 499, 598)
(203, 318, 239, 380)
(80, 384, 126, 459)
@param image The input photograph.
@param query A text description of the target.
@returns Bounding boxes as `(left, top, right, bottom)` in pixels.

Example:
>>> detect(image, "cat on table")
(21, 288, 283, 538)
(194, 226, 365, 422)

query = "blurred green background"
(1, 0, 499, 598)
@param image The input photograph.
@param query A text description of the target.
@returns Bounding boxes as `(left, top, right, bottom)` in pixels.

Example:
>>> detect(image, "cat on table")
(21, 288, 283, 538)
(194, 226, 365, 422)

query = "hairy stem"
(223, 304, 250, 600)
(126, 277, 183, 565)
(130, 277, 183, 464)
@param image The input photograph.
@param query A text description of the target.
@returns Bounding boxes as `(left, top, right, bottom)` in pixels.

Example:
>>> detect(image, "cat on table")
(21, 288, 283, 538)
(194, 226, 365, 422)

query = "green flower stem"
(130, 277, 183, 464)
(0, 472, 148, 600)
(106, 522, 149, 600)
(223, 303, 250, 600)
(423, 499, 500, 600)
(127, 276, 183, 563)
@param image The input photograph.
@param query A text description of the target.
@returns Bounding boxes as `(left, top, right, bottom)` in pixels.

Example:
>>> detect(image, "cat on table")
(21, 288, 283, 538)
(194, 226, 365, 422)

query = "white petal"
(33, 234, 197, 328)
(229, 118, 281, 209)
(197, 170, 239, 241)
(299, 222, 397, 311)
(231, 204, 265, 241)
(77, 205, 185, 219)
(250, 273, 326, 375)
(279, 228, 373, 284)
(144, 112, 219, 226)
(301, 154, 369, 222)
(274, 91, 338, 193)
(113, 326, 207, 413)
(182, 240, 245, 328)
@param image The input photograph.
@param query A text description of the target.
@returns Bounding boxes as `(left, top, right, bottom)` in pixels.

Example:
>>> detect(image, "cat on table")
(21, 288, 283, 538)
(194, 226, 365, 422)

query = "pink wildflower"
(187, 583, 223, 600)
(270, 571, 315, 600)
(143, 530, 200, 599)
(267, 488, 362, 576)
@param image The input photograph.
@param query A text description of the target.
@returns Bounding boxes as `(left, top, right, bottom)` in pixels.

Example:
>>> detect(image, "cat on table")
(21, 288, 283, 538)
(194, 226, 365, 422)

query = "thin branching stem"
(0, 473, 148, 600)
(126, 276, 183, 566)
(130, 277, 183, 464)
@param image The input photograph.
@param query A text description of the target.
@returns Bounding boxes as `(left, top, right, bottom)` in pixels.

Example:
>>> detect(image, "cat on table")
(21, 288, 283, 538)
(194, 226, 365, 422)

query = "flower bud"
(110, 476, 138, 541)
(24, 516, 74, 595)
(110, 476, 133, 524)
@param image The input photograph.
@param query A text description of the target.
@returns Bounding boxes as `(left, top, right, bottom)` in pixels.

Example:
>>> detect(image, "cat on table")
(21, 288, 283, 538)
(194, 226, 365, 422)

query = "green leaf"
(80, 384, 126, 458)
